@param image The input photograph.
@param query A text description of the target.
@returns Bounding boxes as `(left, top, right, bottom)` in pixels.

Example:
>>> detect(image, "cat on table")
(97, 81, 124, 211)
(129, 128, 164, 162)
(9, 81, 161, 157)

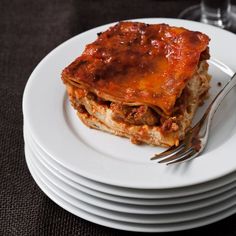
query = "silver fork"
(151, 73, 236, 165)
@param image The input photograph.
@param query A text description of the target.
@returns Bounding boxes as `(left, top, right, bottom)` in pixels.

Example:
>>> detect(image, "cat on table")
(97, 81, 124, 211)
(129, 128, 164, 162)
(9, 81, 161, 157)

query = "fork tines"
(151, 142, 198, 165)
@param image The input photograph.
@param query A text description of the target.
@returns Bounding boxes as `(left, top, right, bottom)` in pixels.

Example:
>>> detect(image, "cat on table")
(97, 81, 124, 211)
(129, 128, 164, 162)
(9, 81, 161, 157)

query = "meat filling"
(110, 103, 159, 126)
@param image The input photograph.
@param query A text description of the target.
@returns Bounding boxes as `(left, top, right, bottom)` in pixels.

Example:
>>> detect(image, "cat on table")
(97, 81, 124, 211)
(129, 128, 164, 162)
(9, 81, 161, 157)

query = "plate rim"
(25, 145, 236, 232)
(27, 138, 236, 217)
(24, 124, 236, 199)
(26, 126, 236, 205)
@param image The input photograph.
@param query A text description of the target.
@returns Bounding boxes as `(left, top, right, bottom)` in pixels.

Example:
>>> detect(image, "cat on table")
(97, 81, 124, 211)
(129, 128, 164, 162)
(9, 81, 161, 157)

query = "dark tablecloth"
(1, 0, 236, 235)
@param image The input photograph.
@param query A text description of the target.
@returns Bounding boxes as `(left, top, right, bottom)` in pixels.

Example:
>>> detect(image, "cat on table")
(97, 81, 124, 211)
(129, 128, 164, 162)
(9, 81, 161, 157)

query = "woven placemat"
(1, 0, 236, 235)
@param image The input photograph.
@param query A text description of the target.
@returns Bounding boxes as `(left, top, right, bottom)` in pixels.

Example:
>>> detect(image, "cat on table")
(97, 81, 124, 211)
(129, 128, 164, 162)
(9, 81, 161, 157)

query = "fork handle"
(203, 73, 236, 137)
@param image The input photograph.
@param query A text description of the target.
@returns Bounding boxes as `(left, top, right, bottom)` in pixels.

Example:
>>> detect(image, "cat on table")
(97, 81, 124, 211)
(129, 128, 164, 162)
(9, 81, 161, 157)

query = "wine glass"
(179, 0, 236, 32)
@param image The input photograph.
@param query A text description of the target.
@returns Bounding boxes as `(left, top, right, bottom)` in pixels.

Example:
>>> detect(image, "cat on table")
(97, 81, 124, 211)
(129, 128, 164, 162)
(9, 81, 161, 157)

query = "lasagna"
(62, 22, 211, 147)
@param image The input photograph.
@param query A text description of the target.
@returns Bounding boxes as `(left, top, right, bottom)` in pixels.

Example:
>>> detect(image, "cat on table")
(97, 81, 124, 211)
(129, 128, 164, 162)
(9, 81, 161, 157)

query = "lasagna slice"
(62, 22, 211, 147)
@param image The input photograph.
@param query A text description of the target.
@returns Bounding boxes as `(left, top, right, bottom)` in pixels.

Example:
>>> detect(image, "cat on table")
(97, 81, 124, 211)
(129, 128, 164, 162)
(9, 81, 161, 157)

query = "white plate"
(27, 138, 236, 217)
(25, 129, 236, 207)
(27, 144, 236, 223)
(23, 18, 236, 189)
(25, 125, 236, 200)
(25, 145, 236, 232)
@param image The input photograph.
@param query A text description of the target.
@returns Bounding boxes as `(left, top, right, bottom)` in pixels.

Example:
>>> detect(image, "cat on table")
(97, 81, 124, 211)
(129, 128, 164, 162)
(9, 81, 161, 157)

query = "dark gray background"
(1, 0, 236, 235)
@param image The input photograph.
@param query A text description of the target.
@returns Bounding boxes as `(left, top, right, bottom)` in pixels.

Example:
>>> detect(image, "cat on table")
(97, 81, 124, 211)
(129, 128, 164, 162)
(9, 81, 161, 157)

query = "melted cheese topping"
(62, 22, 210, 115)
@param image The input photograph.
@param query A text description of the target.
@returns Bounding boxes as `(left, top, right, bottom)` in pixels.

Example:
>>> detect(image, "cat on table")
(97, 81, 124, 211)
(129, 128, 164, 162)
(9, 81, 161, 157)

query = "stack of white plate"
(23, 18, 236, 232)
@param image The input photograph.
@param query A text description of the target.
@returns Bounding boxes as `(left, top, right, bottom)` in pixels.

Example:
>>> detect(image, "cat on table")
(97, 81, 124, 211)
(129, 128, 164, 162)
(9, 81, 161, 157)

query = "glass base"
(178, 5, 236, 33)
